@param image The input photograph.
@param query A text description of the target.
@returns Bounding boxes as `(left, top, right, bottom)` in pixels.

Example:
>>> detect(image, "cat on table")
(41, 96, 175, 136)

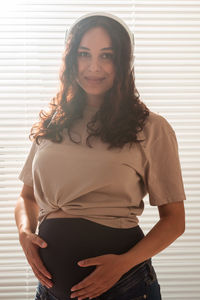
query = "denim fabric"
(34, 259, 162, 300)
(98, 258, 162, 300)
(35, 282, 58, 300)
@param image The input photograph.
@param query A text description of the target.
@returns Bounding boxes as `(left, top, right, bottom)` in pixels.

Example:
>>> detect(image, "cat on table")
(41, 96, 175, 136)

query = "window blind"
(0, 1, 199, 299)
(134, 1, 200, 300)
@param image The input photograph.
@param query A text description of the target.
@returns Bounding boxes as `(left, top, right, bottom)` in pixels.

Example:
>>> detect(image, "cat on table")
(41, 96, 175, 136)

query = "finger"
(26, 248, 52, 280)
(26, 255, 53, 288)
(71, 284, 97, 299)
(31, 234, 47, 248)
(85, 287, 103, 299)
(33, 262, 53, 284)
(73, 287, 102, 300)
(88, 286, 108, 299)
(71, 272, 95, 291)
(29, 253, 51, 280)
(32, 264, 53, 289)
(33, 254, 52, 279)
(30, 244, 52, 279)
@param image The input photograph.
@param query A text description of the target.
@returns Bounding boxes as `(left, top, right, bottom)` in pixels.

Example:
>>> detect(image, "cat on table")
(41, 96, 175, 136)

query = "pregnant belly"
(38, 218, 145, 300)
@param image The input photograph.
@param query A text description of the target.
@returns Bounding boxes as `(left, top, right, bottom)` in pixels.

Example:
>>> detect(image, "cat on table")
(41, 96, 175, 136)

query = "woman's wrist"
(19, 226, 34, 238)
(117, 253, 135, 275)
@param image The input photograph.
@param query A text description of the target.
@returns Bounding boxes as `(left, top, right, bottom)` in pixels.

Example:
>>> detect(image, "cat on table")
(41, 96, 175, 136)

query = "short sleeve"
(145, 119, 186, 206)
(18, 140, 38, 187)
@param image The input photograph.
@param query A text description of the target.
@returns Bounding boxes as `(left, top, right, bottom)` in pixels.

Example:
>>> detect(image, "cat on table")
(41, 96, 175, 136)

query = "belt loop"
(145, 258, 157, 283)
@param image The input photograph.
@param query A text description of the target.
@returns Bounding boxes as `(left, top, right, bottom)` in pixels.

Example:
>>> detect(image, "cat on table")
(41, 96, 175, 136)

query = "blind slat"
(0, 1, 199, 299)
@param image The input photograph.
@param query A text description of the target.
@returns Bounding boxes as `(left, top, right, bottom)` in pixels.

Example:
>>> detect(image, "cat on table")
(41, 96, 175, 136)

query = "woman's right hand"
(19, 230, 53, 289)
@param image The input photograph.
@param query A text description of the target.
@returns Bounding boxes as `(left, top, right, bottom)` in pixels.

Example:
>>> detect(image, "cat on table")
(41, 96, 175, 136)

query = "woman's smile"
(76, 27, 115, 105)
(84, 76, 106, 84)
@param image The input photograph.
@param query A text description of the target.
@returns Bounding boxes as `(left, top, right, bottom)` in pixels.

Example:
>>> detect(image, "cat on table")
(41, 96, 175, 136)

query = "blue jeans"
(34, 258, 162, 300)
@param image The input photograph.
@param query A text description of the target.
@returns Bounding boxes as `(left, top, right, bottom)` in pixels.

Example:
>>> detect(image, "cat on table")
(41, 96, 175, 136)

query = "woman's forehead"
(79, 27, 113, 49)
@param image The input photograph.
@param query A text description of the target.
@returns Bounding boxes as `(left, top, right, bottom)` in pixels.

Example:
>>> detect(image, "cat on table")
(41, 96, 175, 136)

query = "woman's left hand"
(70, 253, 127, 300)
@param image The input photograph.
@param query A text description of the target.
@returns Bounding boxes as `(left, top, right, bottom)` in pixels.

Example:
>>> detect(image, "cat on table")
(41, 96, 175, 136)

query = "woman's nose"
(87, 58, 101, 71)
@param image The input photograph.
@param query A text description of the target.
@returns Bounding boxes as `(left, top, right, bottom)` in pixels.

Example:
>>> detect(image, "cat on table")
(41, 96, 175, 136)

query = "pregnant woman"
(15, 12, 186, 300)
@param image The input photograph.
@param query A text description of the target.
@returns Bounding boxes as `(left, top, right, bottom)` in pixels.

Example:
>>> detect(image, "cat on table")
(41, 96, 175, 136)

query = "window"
(0, 1, 198, 299)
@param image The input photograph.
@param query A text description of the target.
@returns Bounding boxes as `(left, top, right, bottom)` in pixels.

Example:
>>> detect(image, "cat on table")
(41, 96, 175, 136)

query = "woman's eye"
(101, 53, 113, 59)
(77, 52, 89, 57)
(77, 52, 113, 59)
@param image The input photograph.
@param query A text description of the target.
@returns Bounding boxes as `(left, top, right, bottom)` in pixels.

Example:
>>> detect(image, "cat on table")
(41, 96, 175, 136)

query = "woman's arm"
(69, 201, 185, 300)
(120, 201, 185, 273)
(14, 184, 53, 288)
(15, 184, 39, 235)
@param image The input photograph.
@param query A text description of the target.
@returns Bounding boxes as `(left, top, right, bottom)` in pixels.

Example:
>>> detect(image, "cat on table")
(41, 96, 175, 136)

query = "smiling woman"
(76, 26, 116, 107)
(15, 11, 186, 300)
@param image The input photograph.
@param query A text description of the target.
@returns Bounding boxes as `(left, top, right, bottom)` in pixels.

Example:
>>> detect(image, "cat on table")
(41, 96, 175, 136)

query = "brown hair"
(30, 15, 150, 150)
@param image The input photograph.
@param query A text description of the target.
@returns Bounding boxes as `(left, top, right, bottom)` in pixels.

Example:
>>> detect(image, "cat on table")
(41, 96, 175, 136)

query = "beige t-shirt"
(18, 104, 186, 228)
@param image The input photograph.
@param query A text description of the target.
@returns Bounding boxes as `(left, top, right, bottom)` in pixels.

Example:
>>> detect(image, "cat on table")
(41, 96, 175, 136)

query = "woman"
(15, 12, 186, 300)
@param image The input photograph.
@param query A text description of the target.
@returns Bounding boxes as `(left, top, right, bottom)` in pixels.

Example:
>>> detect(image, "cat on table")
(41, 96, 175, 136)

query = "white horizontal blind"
(0, 1, 135, 300)
(134, 1, 200, 300)
(0, 1, 199, 300)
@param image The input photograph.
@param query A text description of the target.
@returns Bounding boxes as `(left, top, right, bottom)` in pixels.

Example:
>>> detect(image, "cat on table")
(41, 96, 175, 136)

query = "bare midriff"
(46, 209, 82, 219)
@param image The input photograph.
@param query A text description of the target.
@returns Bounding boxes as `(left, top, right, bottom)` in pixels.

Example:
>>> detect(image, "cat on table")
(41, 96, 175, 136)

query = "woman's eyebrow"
(78, 46, 113, 51)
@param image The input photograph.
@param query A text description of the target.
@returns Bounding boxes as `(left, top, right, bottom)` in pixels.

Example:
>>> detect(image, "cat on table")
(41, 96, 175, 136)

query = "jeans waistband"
(36, 258, 157, 300)
(112, 258, 158, 290)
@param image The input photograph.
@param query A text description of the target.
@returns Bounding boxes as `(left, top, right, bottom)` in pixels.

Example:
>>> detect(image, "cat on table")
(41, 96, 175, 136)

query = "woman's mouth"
(85, 77, 105, 84)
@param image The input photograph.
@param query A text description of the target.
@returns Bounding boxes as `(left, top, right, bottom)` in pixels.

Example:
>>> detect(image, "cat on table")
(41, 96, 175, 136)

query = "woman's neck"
(86, 95, 103, 108)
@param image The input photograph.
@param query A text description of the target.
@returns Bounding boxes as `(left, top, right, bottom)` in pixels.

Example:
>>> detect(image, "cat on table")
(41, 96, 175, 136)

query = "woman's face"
(76, 26, 115, 105)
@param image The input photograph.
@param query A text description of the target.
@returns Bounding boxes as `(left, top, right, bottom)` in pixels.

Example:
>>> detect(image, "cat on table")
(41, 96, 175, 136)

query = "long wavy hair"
(30, 15, 150, 150)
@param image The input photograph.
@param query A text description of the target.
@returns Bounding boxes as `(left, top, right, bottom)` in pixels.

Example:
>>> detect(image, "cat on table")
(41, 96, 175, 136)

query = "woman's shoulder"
(137, 110, 175, 147)
(30, 136, 51, 151)
(147, 110, 174, 133)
